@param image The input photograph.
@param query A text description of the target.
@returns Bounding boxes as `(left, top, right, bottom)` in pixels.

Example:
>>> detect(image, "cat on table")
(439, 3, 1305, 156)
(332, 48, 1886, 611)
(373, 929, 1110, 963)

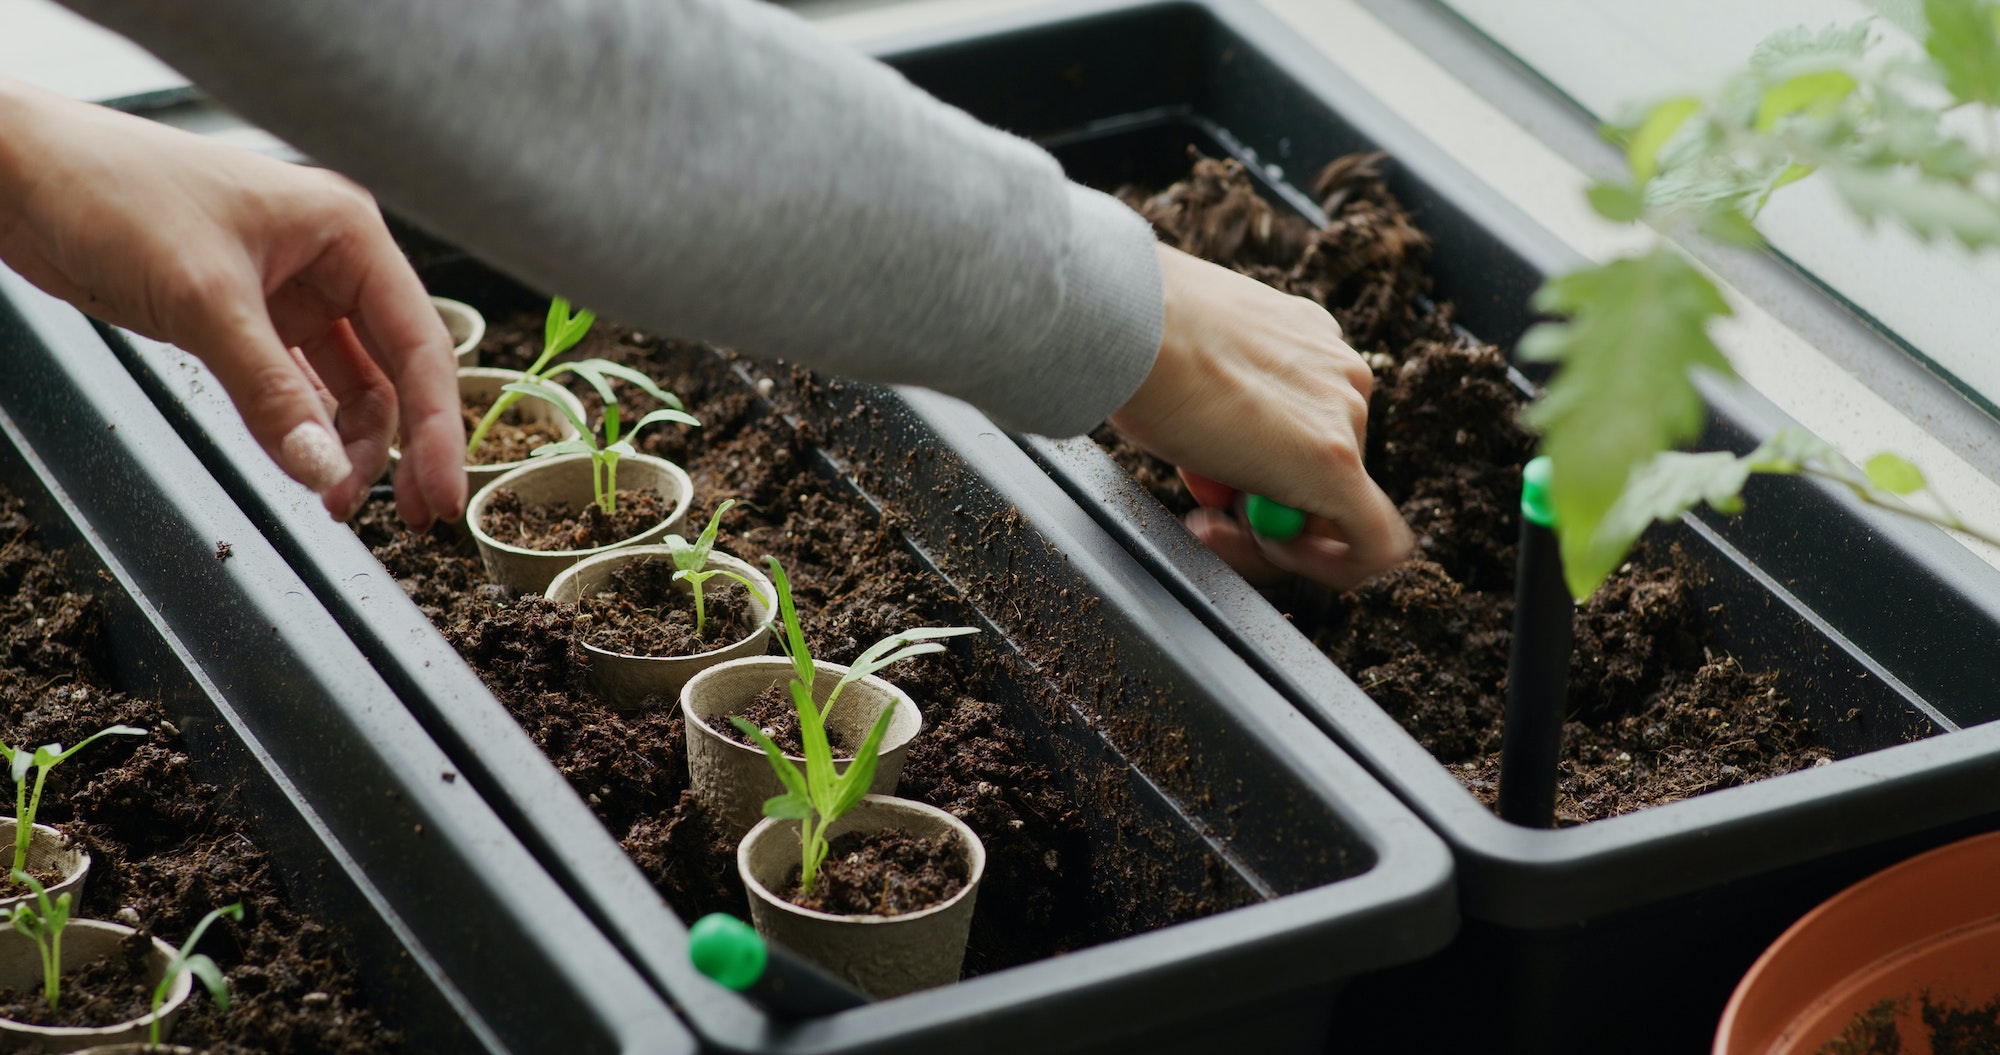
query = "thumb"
(181, 289, 353, 494)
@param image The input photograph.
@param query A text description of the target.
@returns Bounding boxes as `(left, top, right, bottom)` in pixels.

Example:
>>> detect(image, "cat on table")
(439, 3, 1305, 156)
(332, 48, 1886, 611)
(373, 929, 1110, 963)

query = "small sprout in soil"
(666, 500, 768, 636)
(504, 360, 700, 515)
(0, 725, 144, 880)
(730, 557, 977, 894)
(465, 296, 596, 456)
(150, 902, 242, 1046)
(7, 870, 68, 1013)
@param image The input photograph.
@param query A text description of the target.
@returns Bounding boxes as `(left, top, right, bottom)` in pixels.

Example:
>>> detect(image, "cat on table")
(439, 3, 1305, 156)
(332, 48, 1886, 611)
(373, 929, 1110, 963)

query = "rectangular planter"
(900, 2, 2000, 1052)
(0, 269, 690, 1054)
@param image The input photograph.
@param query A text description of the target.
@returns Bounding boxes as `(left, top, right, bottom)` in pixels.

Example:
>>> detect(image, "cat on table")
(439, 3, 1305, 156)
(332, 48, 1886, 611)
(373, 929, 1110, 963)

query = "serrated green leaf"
(1866, 452, 1929, 493)
(1756, 69, 1857, 131)
(1700, 207, 1767, 246)
(1926, 0, 2000, 105)
(1828, 162, 2000, 246)
(1521, 250, 1736, 598)
(1750, 22, 1873, 72)
(1586, 182, 1646, 222)
(1588, 451, 1756, 576)
(1626, 97, 1702, 183)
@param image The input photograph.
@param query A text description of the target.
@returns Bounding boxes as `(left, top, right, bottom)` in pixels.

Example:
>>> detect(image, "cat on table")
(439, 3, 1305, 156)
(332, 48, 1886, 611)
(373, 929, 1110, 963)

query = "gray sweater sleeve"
(58, 0, 1164, 437)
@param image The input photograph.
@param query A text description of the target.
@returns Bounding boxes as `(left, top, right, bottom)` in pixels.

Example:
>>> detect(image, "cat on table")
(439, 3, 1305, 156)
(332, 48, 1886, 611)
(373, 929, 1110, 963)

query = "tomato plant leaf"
(1586, 181, 1646, 222)
(1828, 162, 2000, 247)
(1926, 0, 2000, 106)
(1866, 452, 1929, 494)
(1756, 69, 1857, 131)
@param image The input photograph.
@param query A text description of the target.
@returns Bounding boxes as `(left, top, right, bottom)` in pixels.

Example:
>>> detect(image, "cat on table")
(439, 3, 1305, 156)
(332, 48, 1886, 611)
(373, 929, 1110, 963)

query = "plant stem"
(466, 343, 568, 456)
(692, 579, 707, 636)
(11, 775, 25, 877)
(42, 934, 56, 1012)
(1798, 466, 2000, 549)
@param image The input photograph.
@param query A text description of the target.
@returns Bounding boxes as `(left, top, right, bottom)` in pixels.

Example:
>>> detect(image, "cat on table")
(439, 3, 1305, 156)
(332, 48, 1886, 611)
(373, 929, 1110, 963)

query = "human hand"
(1109, 243, 1412, 589)
(0, 79, 464, 529)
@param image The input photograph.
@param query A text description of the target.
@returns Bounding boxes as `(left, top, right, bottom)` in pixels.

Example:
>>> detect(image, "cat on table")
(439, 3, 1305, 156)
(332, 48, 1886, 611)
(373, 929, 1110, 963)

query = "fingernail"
(281, 421, 352, 494)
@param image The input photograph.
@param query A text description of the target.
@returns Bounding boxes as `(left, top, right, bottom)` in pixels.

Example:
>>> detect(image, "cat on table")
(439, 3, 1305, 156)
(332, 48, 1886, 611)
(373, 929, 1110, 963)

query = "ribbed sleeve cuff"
(988, 184, 1164, 437)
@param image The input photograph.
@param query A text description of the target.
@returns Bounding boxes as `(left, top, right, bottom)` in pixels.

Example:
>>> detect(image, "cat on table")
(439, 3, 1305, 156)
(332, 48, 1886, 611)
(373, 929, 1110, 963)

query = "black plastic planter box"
(0, 269, 691, 1054)
(886, 1, 2000, 1052)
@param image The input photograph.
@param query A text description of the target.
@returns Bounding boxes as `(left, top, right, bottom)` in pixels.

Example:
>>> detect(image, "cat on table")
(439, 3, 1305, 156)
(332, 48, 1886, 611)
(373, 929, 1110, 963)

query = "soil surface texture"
(785, 827, 968, 916)
(1098, 150, 1836, 824)
(0, 929, 152, 1027)
(1821, 995, 2000, 1054)
(577, 556, 755, 656)
(726, 683, 852, 756)
(0, 491, 398, 1052)
(360, 305, 1259, 978)
(479, 487, 670, 552)
(463, 395, 565, 466)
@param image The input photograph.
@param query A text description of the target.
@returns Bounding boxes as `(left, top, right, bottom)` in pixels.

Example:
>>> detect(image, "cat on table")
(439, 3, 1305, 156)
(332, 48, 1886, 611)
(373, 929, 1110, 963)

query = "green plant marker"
(1244, 494, 1306, 541)
(1496, 455, 1574, 828)
(689, 913, 868, 1018)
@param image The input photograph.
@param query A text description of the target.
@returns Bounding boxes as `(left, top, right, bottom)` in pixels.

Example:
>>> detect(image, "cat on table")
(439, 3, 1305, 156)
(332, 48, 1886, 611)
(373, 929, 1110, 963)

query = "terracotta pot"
(545, 547, 775, 710)
(739, 795, 984, 999)
(0, 822, 88, 916)
(467, 452, 692, 594)
(430, 296, 486, 365)
(680, 657, 921, 838)
(1716, 829, 2000, 1054)
(0, 919, 190, 1052)
(391, 368, 588, 489)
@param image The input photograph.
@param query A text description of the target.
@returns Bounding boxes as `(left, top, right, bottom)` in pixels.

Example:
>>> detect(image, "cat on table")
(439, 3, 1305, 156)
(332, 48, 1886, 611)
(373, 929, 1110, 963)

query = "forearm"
(61, 0, 1164, 435)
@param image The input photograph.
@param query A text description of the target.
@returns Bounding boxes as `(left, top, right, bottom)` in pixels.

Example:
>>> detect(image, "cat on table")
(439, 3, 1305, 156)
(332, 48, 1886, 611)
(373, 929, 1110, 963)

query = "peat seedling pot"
(0, 822, 85, 915)
(739, 795, 984, 1000)
(545, 546, 776, 709)
(73, 1047, 196, 1054)
(432, 295, 485, 365)
(0, 920, 187, 1053)
(391, 366, 587, 487)
(1715, 830, 2000, 1055)
(467, 450, 692, 593)
(682, 657, 920, 838)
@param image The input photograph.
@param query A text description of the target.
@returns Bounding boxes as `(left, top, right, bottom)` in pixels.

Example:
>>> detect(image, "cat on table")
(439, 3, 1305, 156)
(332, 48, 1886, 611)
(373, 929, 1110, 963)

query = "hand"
(0, 79, 464, 529)
(1110, 243, 1412, 589)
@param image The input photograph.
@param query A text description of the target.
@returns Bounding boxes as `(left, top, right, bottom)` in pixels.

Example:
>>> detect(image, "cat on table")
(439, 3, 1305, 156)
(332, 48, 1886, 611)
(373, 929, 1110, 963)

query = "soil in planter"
(480, 487, 670, 551)
(784, 827, 967, 916)
(724, 683, 852, 756)
(463, 395, 565, 466)
(359, 308, 1260, 977)
(1821, 994, 2000, 1054)
(0, 929, 152, 1027)
(1094, 150, 1837, 824)
(0, 865, 70, 896)
(576, 557, 754, 656)
(0, 489, 399, 1053)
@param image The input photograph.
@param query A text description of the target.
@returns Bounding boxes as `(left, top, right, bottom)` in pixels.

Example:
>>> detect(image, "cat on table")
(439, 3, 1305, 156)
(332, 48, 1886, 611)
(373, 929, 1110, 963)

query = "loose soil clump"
(785, 828, 968, 916)
(463, 396, 564, 466)
(0, 490, 399, 1053)
(0, 929, 152, 1027)
(479, 487, 670, 551)
(1820, 995, 2000, 1054)
(1097, 149, 1833, 823)
(577, 557, 754, 656)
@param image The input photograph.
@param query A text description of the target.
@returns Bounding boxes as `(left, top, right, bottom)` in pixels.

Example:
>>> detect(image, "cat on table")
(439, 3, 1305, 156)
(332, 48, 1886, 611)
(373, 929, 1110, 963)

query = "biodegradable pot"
(739, 795, 984, 999)
(391, 368, 588, 488)
(1715, 830, 2000, 1054)
(545, 547, 774, 710)
(0, 920, 190, 1052)
(430, 296, 485, 365)
(73, 1047, 196, 1054)
(0, 821, 88, 915)
(681, 657, 921, 838)
(467, 452, 692, 594)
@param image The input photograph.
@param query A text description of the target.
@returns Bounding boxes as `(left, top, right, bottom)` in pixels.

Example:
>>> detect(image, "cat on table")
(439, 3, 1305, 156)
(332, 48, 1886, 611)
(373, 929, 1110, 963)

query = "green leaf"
(1699, 207, 1766, 246)
(831, 627, 979, 708)
(46, 725, 143, 766)
(829, 710, 894, 821)
(792, 679, 836, 809)
(765, 558, 814, 691)
(1625, 97, 1701, 183)
(1586, 182, 1646, 222)
(9, 751, 29, 786)
(528, 439, 594, 460)
(1927, 0, 2000, 106)
(1588, 451, 1757, 575)
(1866, 452, 1929, 493)
(1520, 250, 1735, 598)
(761, 793, 812, 821)
(693, 500, 734, 569)
(1827, 162, 2000, 247)
(578, 362, 686, 411)
(500, 382, 592, 442)
(185, 954, 229, 1008)
(729, 718, 810, 799)
(1756, 69, 1857, 131)
(627, 408, 703, 442)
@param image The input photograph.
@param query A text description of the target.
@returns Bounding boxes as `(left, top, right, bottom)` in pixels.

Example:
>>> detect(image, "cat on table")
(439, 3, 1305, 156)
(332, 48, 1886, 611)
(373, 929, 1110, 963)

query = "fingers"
(292, 322, 395, 522)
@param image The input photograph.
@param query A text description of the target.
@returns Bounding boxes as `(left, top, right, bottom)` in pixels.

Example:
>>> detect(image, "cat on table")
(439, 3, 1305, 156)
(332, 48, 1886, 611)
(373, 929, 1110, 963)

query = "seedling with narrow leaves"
(502, 360, 700, 515)
(1524, 0, 2000, 597)
(664, 500, 769, 637)
(464, 297, 596, 456)
(150, 903, 242, 1045)
(6, 871, 68, 1013)
(729, 557, 977, 894)
(0, 725, 144, 880)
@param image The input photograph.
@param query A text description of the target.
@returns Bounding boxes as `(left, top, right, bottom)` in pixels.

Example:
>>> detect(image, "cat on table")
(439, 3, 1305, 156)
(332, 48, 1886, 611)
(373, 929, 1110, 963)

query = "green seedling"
(8, 870, 68, 1012)
(150, 902, 242, 1046)
(729, 557, 977, 894)
(665, 500, 769, 636)
(465, 297, 597, 456)
(503, 360, 700, 515)
(0, 725, 144, 880)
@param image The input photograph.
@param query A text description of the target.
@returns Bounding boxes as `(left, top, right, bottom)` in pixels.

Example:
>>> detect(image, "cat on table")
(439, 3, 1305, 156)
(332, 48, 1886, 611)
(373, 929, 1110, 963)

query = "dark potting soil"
(478, 486, 670, 552)
(1096, 150, 1835, 824)
(0, 928, 152, 1027)
(463, 394, 565, 466)
(576, 556, 755, 656)
(0, 491, 398, 1052)
(784, 827, 967, 916)
(724, 683, 852, 756)
(0, 865, 69, 896)
(359, 308, 1258, 978)
(1821, 995, 2000, 1054)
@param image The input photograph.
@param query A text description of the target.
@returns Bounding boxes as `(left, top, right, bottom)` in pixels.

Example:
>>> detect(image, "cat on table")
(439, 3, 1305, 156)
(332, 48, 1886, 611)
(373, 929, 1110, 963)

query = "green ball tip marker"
(1245, 494, 1307, 541)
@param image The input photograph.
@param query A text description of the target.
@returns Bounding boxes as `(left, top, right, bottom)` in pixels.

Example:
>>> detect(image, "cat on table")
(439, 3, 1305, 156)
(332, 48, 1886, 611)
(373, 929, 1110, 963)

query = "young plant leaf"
(761, 793, 812, 821)
(829, 710, 894, 819)
(627, 408, 703, 442)
(1586, 182, 1646, 222)
(729, 718, 811, 797)
(766, 558, 814, 691)
(44, 725, 144, 766)
(1588, 450, 1758, 575)
(1625, 97, 1702, 183)
(1926, 0, 2000, 107)
(1755, 69, 1857, 131)
(184, 954, 228, 1007)
(529, 438, 595, 459)
(1827, 162, 2000, 248)
(500, 382, 592, 442)
(578, 361, 688, 410)
(1866, 452, 1929, 493)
